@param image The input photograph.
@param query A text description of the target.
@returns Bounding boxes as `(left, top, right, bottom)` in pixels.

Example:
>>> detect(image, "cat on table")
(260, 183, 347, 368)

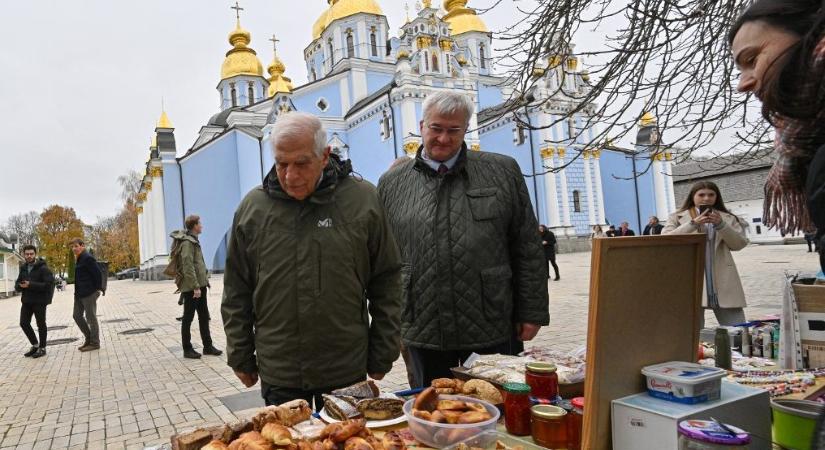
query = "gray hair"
(270, 112, 328, 157)
(422, 91, 475, 126)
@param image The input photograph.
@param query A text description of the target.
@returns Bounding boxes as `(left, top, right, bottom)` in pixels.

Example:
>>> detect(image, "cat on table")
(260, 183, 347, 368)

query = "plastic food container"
(771, 399, 825, 450)
(641, 361, 726, 404)
(443, 430, 545, 450)
(677, 420, 750, 449)
(403, 395, 500, 448)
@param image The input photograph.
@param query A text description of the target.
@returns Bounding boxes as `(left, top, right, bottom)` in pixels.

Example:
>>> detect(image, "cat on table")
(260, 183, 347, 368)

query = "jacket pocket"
(467, 188, 499, 221)
(400, 264, 415, 322)
(480, 265, 513, 321)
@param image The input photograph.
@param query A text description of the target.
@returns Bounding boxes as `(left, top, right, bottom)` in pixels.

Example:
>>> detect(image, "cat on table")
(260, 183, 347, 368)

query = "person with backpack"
(70, 238, 104, 352)
(15, 244, 55, 358)
(169, 215, 222, 359)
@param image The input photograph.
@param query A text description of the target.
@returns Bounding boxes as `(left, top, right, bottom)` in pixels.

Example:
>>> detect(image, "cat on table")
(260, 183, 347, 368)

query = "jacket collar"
(413, 143, 468, 176)
(263, 153, 353, 204)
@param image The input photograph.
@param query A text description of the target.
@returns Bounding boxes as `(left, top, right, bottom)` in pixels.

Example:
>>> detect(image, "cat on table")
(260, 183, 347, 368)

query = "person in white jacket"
(663, 181, 749, 327)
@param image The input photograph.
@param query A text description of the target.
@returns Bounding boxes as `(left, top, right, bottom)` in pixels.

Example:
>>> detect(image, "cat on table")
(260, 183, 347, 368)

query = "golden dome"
(221, 19, 264, 80)
(312, 0, 384, 40)
(640, 111, 657, 127)
(267, 54, 293, 97)
(443, 0, 488, 36)
(397, 49, 410, 59)
(157, 110, 173, 128)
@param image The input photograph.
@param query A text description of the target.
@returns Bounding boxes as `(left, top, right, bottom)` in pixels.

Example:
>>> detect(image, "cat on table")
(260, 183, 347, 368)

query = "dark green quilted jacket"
(377, 145, 550, 351)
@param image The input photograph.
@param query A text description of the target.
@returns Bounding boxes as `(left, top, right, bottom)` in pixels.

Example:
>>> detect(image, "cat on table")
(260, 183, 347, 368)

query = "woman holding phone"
(663, 181, 750, 326)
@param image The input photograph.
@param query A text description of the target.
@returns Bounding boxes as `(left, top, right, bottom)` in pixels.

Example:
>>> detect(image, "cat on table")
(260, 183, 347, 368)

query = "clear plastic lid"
(678, 420, 751, 445)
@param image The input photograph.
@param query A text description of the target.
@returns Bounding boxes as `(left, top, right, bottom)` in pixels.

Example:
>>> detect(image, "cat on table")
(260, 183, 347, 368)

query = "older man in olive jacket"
(378, 92, 550, 387)
(222, 112, 402, 410)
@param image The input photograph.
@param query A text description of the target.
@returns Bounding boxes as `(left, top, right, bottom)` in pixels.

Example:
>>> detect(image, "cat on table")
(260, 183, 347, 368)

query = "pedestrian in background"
(642, 216, 664, 235)
(605, 225, 617, 237)
(806, 232, 820, 253)
(70, 239, 103, 352)
(539, 225, 560, 281)
(591, 224, 605, 238)
(616, 221, 636, 236)
(663, 181, 749, 327)
(15, 245, 54, 359)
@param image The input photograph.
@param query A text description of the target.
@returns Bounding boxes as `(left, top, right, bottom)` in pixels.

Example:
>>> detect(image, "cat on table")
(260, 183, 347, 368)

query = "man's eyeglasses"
(426, 124, 466, 137)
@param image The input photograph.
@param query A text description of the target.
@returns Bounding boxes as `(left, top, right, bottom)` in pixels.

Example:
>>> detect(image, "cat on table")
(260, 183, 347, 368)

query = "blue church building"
(136, 0, 677, 278)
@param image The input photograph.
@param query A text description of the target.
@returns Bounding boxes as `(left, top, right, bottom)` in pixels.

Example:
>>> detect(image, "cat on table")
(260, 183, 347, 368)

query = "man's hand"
(516, 323, 541, 341)
(368, 373, 385, 381)
(19, 280, 29, 289)
(235, 370, 259, 387)
(193, 288, 202, 299)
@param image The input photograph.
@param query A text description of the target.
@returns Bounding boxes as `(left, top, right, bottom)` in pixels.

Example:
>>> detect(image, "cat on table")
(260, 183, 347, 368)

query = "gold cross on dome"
(231, 1, 244, 20)
(269, 35, 280, 55)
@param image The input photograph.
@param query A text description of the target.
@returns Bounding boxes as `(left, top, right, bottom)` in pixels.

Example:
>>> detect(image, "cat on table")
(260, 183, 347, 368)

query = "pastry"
(458, 411, 492, 424)
(435, 388, 455, 394)
(461, 379, 503, 404)
(329, 419, 366, 443)
(411, 409, 432, 421)
(465, 402, 486, 413)
(201, 440, 230, 450)
(175, 429, 213, 450)
(323, 395, 360, 421)
(228, 431, 274, 450)
(429, 410, 447, 423)
(381, 431, 406, 450)
(431, 378, 456, 389)
(412, 387, 438, 412)
(291, 420, 327, 442)
(216, 421, 254, 443)
(343, 437, 374, 450)
(356, 398, 404, 420)
(437, 400, 466, 411)
(441, 410, 463, 424)
(332, 380, 380, 399)
(251, 400, 312, 430)
(260, 423, 292, 446)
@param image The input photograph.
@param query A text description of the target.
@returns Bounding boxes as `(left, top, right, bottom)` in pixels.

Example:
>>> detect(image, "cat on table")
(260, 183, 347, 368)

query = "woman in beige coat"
(663, 181, 750, 326)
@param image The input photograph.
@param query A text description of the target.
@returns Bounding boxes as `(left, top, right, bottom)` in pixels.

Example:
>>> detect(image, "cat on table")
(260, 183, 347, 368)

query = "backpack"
(164, 238, 184, 287)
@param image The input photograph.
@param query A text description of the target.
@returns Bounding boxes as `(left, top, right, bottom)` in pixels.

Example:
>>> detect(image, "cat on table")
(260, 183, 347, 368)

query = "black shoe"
(31, 348, 46, 358)
(202, 346, 223, 356)
(78, 341, 90, 350)
(183, 348, 202, 359)
(175, 317, 183, 321)
(24, 346, 38, 357)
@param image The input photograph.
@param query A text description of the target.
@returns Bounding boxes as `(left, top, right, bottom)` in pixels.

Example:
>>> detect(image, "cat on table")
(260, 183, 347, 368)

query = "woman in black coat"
(539, 225, 560, 281)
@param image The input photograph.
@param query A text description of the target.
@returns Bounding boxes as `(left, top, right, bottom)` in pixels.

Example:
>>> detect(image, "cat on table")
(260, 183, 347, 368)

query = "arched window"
(573, 190, 581, 212)
(370, 32, 378, 57)
(432, 53, 439, 72)
(328, 39, 335, 66)
(230, 83, 237, 107)
(311, 68, 317, 81)
(346, 32, 355, 58)
(424, 51, 430, 71)
(479, 43, 487, 69)
(381, 110, 391, 140)
(248, 83, 255, 104)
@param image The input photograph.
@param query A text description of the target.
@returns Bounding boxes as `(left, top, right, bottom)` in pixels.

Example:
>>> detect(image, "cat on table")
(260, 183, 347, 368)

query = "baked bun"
(381, 431, 406, 450)
(413, 387, 438, 412)
(429, 410, 447, 423)
(437, 400, 466, 411)
(260, 423, 292, 446)
(343, 437, 374, 450)
(457, 411, 492, 424)
(435, 388, 455, 394)
(228, 431, 274, 450)
(461, 379, 503, 404)
(412, 409, 432, 421)
(202, 440, 230, 450)
(465, 402, 486, 413)
(431, 378, 456, 389)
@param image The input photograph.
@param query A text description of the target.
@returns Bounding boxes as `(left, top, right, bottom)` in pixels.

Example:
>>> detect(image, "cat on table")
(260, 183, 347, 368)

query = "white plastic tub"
(642, 362, 726, 404)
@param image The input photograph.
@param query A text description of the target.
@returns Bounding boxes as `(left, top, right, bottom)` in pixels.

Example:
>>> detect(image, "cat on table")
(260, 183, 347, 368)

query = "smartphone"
(698, 205, 713, 214)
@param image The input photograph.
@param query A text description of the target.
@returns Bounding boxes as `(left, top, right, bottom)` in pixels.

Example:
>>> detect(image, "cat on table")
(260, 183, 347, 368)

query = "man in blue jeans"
(70, 238, 103, 352)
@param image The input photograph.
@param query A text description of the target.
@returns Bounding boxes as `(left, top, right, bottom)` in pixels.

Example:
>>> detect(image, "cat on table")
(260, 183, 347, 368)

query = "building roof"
(345, 81, 395, 119)
(672, 149, 777, 183)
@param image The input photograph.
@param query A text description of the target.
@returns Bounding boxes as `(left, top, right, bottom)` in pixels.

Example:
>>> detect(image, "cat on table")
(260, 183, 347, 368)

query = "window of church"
(230, 84, 238, 107)
(380, 111, 392, 141)
(370, 31, 378, 57)
(248, 83, 255, 105)
(424, 51, 430, 71)
(328, 39, 335, 67)
(480, 43, 487, 70)
(311, 68, 317, 81)
(316, 98, 329, 112)
(567, 117, 576, 141)
(514, 125, 526, 145)
(346, 31, 355, 58)
(432, 54, 439, 72)
(573, 190, 582, 212)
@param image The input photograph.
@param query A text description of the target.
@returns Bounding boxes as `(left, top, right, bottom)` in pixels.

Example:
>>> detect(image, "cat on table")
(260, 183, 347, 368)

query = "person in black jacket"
(642, 216, 665, 235)
(14, 245, 54, 358)
(539, 225, 560, 281)
(616, 221, 636, 236)
(70, 238, 103, 352)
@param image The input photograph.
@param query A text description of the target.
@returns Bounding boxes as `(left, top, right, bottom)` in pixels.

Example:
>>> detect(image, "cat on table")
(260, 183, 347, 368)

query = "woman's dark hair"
(728, 0, 825, 124)
(678, 181, 733, 215)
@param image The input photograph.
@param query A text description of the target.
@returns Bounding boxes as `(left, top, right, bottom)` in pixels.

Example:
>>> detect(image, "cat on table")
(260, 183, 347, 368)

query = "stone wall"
(673, 168, 769, 204)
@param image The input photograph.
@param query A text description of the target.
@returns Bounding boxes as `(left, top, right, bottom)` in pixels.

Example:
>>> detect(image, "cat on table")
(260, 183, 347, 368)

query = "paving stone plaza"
(0, 244, 820, 449)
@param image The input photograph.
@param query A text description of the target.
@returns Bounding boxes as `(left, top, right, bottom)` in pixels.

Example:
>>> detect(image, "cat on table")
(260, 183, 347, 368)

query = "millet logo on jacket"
(317, 218, 333, 228)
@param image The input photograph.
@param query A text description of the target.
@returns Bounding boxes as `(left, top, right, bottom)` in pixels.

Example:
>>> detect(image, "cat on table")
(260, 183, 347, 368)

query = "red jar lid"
(571, 397, 585, 409)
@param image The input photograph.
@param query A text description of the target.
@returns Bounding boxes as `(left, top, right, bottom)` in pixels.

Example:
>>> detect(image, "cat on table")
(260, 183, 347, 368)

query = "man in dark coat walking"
(539, 225, 560, 281)
(70, 238, 103, 351)
(15, 245, 54, 358)
(378, 92, 550, 387)
(642, 216, 665, 235)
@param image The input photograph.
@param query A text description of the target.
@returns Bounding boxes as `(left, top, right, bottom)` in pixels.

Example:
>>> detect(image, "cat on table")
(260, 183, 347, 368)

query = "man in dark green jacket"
(378, 91, 550, 387)
(221, 112, 402, 409)
(171, 216, 222, 359)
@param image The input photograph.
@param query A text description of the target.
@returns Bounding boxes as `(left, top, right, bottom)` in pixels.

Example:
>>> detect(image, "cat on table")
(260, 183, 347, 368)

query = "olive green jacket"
(170, 230, 208, 293)
(221, 156, 403, 390)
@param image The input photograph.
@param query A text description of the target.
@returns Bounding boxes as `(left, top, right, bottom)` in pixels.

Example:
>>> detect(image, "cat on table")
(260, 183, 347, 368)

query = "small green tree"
(66, 248, 76, 284)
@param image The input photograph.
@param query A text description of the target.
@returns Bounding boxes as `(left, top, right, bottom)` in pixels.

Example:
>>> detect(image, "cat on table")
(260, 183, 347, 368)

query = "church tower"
(636, 112, 677, 219)
(217, 3, 267, 111)
(266, 37, 294, 98)
(397, 0, 463, 78)
(443, 0, 492, 76)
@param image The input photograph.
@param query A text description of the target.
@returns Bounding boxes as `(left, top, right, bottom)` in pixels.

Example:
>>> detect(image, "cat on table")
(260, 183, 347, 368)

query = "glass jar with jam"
(525, 362, 559, 400)
(503, 382, 532, 436)
(569, 397, 585, 450)
(531, 404, 568, 448)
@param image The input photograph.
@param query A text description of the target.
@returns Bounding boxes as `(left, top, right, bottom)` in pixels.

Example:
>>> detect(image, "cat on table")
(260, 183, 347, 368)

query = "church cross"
(269, 35, 280, 55)
(231, 1, 244, 20)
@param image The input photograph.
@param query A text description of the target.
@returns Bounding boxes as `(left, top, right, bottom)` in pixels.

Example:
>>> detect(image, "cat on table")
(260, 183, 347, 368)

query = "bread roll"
(261, 423, 292, 446)
(411, 409, 432, 421)
(201, 440, 230, 450)
(431, 378, 456, 389)
(465, 402, 486, 413)
(343, 437, 374, 450)
(457, 411, 492, 424)
(461, 379, 503, 404)
(436, 400, 466, 411)
(227, 431, 275, 450)
(381, 431, 406, 450)
(441, 410, 463, 424)
(412, 387, 438, 412)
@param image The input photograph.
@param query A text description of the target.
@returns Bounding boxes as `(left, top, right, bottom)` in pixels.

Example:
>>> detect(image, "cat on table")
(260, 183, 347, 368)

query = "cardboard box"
(795, 282, 825, 368)
(611, 381, 771, 450)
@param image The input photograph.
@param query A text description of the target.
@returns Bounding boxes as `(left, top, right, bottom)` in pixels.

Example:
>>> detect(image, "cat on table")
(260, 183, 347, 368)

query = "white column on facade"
(665, 157, 677, 212)
(557, 147, 572, 226)
(356, 20, 368, 59)
(592, 151, 606, 224)
(401, 95, 417, 139)
(352, 67, 368, 102)
(379, 22, 387, 61)
(145, 188, 155, 259)
(541, 148, 562, 227)
(339, 77, 351, 112)
(137, 210, 145, 263)
(152, 171, 167, 256)
(332, 26, 343, 61)
(583, 152, 597, 226)
(652, 157, 669, 220)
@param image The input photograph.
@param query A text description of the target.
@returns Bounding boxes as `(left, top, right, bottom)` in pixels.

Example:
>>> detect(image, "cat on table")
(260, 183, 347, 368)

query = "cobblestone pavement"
(0, 244, 819, 449)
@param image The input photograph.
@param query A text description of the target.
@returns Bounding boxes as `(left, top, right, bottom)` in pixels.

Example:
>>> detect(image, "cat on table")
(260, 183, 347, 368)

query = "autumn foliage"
(36, 205, 85, 277)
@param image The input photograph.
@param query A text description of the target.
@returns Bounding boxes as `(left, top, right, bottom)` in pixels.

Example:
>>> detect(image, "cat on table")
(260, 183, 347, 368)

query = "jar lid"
(531, 405, 567, 419)
(571, 397, 585, 410)
(677, 420, 751, 445)
(503, 382, 531, 394)
(556, 400, 573, 412)
(526, 362, 557, 373)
